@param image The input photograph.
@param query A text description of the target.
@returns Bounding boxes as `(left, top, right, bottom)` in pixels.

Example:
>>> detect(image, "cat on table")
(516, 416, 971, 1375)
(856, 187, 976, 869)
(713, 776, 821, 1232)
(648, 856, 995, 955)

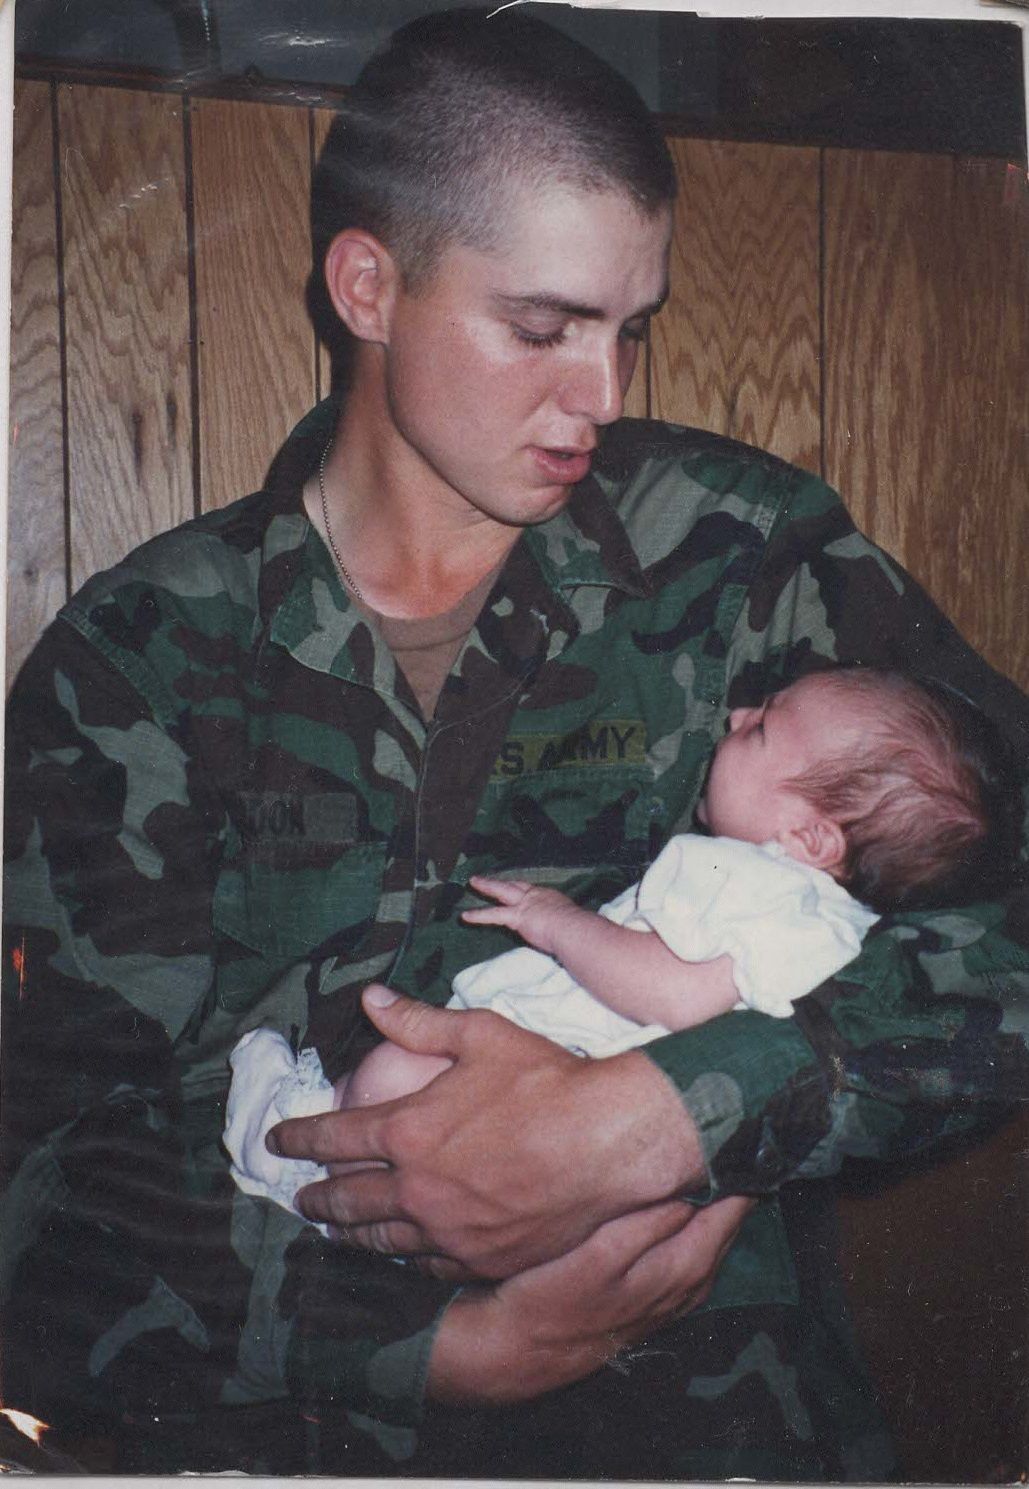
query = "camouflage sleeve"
(644, 473, 1029, 1198)
(1, 620, 239, 1419)
(0, 623, 456, 1437)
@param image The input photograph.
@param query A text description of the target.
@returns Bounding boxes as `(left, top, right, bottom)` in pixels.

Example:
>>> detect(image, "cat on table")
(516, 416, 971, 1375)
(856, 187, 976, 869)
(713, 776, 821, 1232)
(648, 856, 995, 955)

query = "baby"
(225, 666, 1020, 1219)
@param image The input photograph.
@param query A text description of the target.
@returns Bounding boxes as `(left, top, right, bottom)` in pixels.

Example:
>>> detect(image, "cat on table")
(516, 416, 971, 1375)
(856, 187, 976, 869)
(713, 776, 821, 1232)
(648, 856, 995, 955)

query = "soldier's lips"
(531, 446, 594, 484)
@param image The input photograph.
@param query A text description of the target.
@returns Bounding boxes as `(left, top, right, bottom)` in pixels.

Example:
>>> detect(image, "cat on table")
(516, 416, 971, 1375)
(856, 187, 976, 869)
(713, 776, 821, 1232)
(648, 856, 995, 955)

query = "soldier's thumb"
(361, 983, 462, 1057)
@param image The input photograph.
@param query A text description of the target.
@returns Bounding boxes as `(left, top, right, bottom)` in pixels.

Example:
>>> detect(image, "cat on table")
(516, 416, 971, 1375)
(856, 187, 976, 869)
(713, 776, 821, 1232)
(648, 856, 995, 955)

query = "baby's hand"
(463, 876, 584, 955)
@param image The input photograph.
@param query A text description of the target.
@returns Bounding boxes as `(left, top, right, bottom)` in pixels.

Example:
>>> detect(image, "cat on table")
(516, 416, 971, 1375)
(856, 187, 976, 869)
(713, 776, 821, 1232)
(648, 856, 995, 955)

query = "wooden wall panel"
(623, 342, 648, 420)
(651, 138, 821, 473)
(824, 151, 1029, 689)
(313, 106, 335, 403)
(8, 81, 64, 686)
(191, 99, 316, 511)
(58, 86, 193, 591)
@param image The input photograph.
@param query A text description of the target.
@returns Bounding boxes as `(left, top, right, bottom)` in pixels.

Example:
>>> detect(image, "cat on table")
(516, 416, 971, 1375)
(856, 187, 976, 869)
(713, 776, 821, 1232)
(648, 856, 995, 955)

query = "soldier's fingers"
(331, 1217, 429, 1257)
(295, 1168, 410, 1231)
(268, 1103, 392, 1165)
(361, 984, 473, 1059)
(586, 1200, 694, 1277)
(411, 1254, 479, 1282)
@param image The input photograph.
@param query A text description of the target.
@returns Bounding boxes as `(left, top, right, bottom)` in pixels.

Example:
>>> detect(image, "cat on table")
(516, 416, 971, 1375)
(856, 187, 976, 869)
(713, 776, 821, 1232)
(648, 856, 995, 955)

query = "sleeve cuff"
(281, 1227, 462, 1445)
(641, 1010, 830, 1199)
(285, 1281, 457, 1433)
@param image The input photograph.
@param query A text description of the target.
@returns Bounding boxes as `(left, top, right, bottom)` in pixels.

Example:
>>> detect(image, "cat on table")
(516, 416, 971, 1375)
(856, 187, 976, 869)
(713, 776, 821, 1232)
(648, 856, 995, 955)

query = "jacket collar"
(256, 399, 651, 685)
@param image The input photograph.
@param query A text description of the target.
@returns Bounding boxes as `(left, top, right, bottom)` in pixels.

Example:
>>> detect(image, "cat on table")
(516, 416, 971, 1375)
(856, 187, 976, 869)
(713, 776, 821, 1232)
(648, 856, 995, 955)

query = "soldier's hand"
(428, 1195, 755, 1402)
(268, 984, 704, 1278)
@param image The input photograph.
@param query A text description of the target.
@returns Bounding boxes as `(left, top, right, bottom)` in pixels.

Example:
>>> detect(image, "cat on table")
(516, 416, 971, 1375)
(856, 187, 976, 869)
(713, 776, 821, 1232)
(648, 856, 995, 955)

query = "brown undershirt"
(363, 566, 500, 721)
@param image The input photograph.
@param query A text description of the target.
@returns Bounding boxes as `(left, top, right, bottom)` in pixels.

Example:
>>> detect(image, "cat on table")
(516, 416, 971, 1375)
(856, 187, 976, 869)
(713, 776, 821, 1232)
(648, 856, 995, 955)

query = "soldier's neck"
(309, 382, 521, 619)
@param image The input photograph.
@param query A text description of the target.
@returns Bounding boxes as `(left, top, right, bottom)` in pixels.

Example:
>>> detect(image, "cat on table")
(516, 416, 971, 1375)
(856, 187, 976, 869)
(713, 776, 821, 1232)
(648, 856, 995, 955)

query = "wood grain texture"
(651, 138, 820, 472)
(191, 99, 316, 511)
(824, 150, 1029, 689)
(58, 86, 193, 590)
(623, 339, 648, 420)
(313, 106, 334, 402)
(8, 81, 64, 687)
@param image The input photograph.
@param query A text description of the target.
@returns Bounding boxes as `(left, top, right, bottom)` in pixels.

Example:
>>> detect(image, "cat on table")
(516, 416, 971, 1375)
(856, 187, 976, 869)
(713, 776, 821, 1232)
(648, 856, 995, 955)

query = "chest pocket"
(476, 759, 665, 876)
(212, 790, 388, 958)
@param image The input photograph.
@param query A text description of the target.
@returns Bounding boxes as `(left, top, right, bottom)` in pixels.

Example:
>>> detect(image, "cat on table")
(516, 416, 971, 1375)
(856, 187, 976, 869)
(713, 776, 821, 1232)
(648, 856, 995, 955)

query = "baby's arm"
(464, 876, 738, 1031)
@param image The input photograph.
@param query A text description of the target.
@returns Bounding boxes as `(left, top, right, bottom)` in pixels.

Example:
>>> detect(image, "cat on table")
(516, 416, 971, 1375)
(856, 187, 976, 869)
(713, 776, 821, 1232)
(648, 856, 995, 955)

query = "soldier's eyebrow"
(492, 288, 669, 322)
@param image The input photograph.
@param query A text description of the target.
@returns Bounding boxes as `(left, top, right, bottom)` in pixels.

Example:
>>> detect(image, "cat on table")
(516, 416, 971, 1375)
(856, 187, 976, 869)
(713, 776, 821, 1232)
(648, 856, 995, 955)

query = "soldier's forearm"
(427, 1194, 755, 1404)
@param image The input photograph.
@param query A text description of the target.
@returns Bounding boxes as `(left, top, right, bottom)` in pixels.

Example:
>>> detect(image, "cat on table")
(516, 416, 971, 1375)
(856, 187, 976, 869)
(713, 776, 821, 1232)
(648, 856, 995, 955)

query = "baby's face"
(698, 674, 864, 845)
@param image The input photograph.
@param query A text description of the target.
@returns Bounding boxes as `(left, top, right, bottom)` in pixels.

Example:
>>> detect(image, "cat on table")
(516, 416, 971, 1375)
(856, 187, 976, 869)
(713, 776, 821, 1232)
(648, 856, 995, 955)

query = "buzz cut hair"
(788, 667, 1023, 913)
(310, 6, 678, 293)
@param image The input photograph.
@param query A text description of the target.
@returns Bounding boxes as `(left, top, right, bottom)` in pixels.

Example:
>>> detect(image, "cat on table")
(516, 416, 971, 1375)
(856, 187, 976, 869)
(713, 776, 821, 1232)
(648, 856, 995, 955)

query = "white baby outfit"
(224, 835, 878, 1222)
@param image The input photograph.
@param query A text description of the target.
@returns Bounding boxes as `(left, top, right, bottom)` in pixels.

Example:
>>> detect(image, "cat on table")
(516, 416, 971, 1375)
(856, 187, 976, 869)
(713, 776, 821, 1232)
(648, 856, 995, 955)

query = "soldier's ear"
(323, 229, 399, 344)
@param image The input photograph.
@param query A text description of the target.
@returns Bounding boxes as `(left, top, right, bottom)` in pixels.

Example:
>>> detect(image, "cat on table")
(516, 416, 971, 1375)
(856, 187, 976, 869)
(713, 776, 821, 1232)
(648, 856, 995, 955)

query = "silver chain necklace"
(318, 442, 364, 602)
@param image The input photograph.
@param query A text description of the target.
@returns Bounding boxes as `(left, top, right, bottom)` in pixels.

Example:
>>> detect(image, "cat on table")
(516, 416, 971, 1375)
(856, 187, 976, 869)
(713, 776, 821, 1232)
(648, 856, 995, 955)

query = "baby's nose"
(727, 706, 751, 732)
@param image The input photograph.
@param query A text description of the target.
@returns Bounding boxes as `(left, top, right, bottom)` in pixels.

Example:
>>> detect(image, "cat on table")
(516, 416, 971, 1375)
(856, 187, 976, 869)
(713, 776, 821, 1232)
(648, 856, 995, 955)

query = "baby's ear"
(781, 817, 847, 875)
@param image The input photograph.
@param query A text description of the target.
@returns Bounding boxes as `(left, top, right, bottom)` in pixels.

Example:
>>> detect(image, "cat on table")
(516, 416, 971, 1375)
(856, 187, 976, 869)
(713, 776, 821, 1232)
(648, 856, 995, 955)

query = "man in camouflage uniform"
(3, 9, 1028, 1479)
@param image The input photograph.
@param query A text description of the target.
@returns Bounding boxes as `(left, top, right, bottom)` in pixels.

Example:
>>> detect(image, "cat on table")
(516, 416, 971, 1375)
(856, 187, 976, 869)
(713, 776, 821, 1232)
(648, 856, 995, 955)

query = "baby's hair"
(788, 667, 1023, 913)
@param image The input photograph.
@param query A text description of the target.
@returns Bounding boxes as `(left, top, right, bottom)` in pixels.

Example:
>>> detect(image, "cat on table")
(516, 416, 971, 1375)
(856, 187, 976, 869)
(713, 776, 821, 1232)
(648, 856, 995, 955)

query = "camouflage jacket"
(3, 405, 1028, 1476)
